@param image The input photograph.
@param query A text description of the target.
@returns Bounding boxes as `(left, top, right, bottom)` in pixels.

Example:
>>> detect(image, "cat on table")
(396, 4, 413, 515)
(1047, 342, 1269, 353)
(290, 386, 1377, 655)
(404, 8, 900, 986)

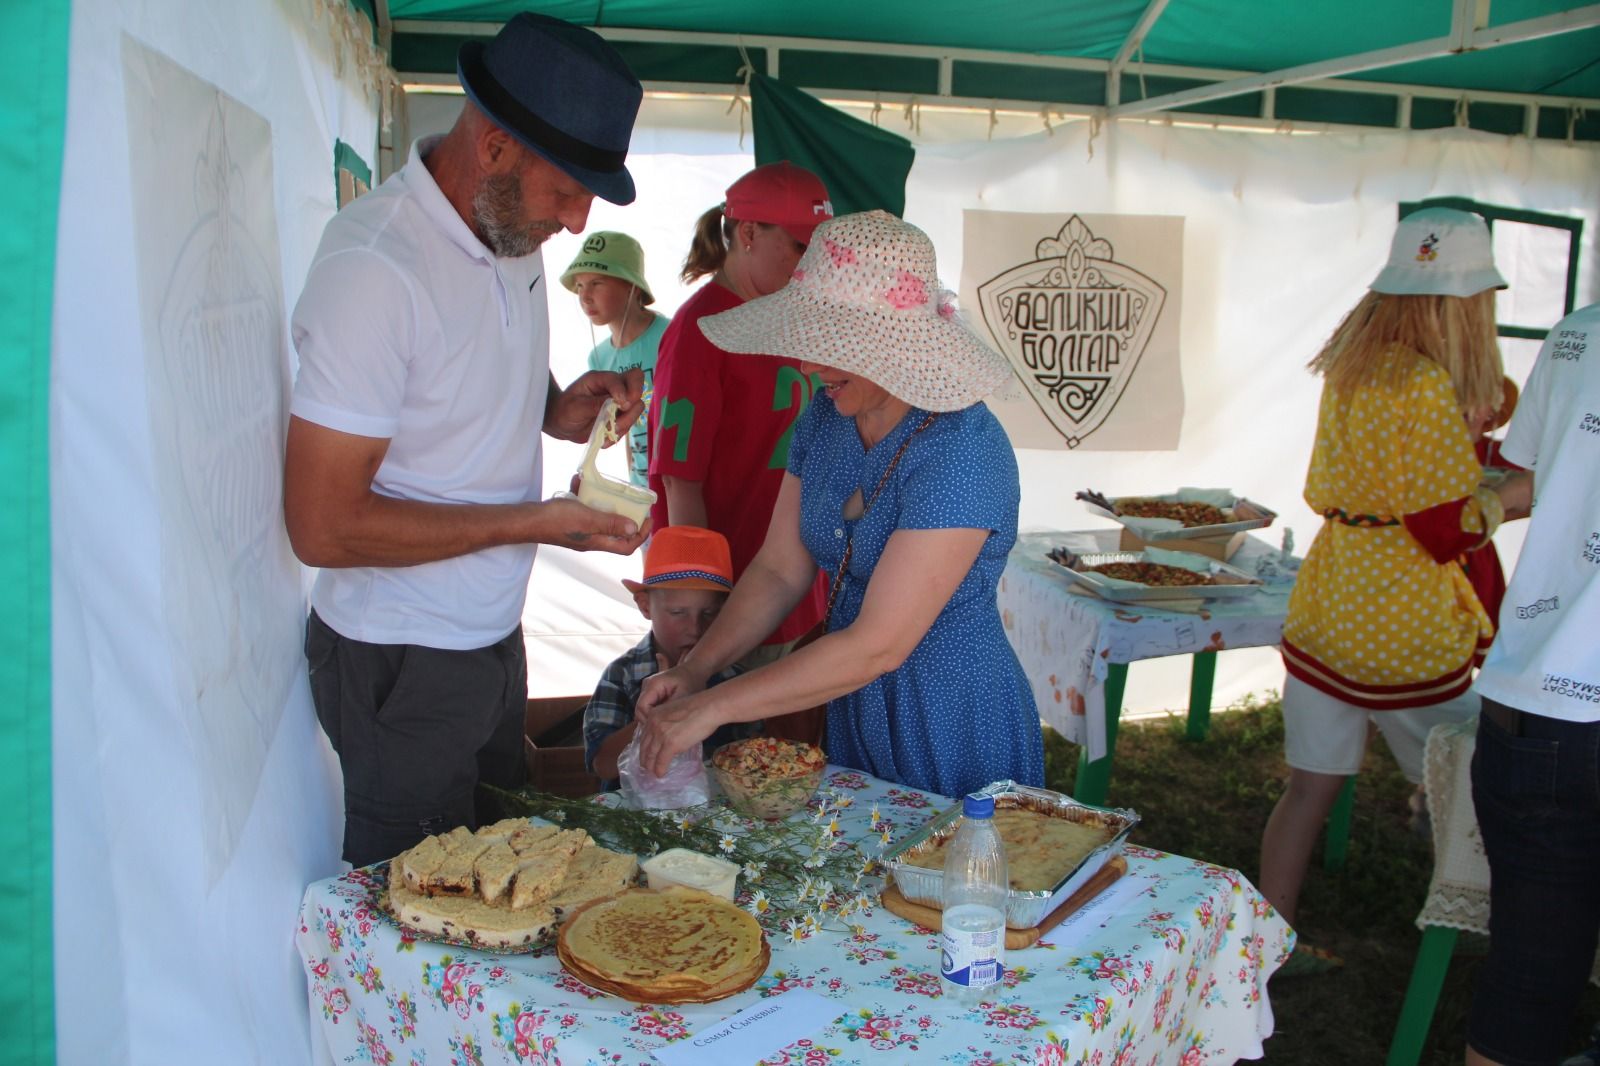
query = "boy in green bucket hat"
(562, 231, 667, 486)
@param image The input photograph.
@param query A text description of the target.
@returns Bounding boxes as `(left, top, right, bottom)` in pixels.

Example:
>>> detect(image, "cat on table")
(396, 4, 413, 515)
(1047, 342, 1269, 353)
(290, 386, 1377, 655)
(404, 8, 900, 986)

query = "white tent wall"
(52, 0, 375, 1061)
(401, 91, 1598, 715)
(908, 117, 1599, 713)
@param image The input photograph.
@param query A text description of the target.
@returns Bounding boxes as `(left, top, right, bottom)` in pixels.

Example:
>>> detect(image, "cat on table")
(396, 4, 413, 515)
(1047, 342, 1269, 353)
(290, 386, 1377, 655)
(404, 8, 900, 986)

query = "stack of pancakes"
(388, 819, 638, 950)
(558, 886, 770, 1003)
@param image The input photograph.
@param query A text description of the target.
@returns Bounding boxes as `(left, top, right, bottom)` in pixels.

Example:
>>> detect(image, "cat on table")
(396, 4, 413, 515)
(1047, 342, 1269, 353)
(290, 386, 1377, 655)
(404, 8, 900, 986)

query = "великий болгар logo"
(976, 216, 1166, 448)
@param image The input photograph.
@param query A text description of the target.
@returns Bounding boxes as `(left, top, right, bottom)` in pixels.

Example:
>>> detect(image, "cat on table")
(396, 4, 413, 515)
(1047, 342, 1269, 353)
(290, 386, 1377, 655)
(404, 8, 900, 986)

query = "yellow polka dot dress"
(1282, 345, 1503, 709)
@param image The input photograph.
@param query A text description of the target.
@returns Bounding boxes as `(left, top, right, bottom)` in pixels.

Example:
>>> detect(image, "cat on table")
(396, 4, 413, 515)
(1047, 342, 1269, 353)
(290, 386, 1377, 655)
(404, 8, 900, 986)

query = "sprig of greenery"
(486, 784, 885, 942)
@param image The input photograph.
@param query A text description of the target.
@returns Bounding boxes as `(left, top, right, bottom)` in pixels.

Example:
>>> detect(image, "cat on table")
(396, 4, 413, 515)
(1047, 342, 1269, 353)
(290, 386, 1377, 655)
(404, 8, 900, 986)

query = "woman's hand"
(636, 655, 712, 717)
(637, 689, 721, 777)
(1493, 469, 1534, 521)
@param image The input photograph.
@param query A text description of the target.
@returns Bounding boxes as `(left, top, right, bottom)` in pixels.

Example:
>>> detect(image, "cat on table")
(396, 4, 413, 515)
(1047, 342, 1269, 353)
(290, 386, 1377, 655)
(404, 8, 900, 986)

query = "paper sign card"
(652, 989, 840, 1066)
(1045, 874, 1156, 950)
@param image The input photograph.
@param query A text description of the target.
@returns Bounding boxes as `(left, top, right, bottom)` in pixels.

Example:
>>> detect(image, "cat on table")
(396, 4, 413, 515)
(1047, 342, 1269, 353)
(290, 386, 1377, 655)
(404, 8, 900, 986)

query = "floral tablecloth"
(297, 769, 1294, 1066)
(999, 530, 1299, 760)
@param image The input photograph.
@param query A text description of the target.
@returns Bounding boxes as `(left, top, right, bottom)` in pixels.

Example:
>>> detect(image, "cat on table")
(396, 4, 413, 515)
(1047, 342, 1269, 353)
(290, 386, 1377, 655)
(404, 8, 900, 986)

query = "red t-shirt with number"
(648, 281, 826, 644)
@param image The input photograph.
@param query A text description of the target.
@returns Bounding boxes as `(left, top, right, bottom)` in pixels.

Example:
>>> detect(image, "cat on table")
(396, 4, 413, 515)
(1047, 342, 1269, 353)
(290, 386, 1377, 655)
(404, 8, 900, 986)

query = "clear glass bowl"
(709, 739, 826, 820)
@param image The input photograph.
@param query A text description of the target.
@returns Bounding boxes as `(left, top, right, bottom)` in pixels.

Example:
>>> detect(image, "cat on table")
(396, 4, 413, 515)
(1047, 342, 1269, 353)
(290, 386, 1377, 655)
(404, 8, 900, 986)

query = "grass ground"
(1040, 697, 1600, 1065)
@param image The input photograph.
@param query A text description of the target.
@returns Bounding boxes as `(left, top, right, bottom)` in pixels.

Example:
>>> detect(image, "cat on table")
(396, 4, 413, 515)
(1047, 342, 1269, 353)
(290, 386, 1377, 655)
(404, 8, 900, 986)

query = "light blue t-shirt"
(586, 313, 667, 486)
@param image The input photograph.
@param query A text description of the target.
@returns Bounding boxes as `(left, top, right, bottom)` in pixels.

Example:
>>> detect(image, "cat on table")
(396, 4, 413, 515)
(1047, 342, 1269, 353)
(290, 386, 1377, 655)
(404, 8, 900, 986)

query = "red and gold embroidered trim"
(1320, 508, 1400, 528)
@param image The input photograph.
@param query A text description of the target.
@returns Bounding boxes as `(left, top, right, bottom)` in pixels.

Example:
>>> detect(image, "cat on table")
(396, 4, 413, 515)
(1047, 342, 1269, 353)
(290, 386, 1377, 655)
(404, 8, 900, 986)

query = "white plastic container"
(639, 848, 740, 900)
(575, 399, 656, 526)
(940, 793, 1008, 1007)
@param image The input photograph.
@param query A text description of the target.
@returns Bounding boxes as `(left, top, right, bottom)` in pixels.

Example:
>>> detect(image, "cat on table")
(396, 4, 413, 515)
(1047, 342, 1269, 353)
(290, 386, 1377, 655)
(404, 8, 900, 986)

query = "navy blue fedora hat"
(458, 13, 642, 205)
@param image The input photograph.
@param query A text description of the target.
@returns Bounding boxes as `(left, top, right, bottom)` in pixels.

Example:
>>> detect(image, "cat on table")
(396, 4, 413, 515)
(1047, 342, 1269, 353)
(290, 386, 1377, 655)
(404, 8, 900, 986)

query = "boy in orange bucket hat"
(583, 526, 759, 788)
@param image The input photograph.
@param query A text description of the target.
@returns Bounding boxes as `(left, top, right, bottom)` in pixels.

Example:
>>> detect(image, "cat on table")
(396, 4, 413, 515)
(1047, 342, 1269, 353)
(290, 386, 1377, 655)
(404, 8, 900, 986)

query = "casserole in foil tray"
(881, 781, 1139, 929)
(1048, 549, 1264, 604)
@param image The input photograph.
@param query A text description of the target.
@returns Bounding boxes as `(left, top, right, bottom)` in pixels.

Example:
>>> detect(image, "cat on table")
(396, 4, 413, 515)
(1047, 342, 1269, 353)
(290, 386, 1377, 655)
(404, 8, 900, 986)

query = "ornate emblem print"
(977, 216, 1166, 448)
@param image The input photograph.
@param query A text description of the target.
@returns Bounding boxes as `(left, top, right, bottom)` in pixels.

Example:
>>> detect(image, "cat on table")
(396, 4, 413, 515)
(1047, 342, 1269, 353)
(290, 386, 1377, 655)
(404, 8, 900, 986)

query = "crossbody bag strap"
(824, 413, 937, 628)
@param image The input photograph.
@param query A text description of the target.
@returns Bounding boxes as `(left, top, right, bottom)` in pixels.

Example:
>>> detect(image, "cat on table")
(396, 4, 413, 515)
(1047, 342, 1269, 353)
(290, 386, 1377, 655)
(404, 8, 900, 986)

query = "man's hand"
(544, 368, 645, 443)
(284, 416, 649, 566)
(535, 496, 651, 554)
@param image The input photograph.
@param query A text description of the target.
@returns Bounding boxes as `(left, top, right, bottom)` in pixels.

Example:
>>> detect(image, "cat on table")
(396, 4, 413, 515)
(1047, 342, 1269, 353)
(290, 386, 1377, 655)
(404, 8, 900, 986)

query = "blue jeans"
(1469, 698, 1600, 1065)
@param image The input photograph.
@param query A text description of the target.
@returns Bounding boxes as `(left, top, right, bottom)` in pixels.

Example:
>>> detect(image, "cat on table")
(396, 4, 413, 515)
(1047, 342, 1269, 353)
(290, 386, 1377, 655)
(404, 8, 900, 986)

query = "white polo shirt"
(1475, 302, 1600, 721)
(290, 137, 551, 650)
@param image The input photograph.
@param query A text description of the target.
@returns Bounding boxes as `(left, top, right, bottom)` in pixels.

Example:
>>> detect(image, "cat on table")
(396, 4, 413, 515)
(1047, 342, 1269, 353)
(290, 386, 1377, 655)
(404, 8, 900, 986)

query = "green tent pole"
(0, 2, 67, 1063)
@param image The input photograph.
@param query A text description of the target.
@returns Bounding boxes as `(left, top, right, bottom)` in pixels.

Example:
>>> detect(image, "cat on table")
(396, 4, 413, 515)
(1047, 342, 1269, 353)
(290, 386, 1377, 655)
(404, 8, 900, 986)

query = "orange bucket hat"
(622, 526, 734, 594)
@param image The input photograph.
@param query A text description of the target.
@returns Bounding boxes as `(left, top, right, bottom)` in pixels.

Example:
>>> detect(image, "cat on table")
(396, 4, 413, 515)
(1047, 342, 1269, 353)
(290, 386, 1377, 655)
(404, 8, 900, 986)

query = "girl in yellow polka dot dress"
(1260, 207, 1527, 971)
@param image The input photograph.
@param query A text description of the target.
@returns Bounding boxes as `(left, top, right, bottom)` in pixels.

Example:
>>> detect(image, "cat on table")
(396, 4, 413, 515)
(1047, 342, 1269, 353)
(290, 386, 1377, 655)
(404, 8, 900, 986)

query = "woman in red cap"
(647, 162, 836, 737)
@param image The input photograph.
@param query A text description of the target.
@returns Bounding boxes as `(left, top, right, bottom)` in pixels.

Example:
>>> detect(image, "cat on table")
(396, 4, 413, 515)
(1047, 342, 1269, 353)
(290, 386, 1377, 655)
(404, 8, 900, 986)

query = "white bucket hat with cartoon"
(697, 210, 1012, 413)
(1370, 206, 1508, 298)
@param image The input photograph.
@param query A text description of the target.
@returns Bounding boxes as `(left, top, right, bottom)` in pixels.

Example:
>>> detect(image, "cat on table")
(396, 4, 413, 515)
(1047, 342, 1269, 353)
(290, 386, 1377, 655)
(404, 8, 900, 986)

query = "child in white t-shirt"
(562, 231, 667, 486)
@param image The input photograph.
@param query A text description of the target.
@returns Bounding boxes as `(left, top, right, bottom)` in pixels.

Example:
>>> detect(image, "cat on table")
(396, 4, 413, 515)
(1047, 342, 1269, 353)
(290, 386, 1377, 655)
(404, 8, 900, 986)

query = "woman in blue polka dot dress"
(635, 211, 1044, 799)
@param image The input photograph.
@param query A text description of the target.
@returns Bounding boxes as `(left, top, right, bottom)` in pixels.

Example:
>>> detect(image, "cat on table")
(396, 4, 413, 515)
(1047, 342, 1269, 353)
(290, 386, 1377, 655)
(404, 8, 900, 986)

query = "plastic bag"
(617, 729, 710, 810)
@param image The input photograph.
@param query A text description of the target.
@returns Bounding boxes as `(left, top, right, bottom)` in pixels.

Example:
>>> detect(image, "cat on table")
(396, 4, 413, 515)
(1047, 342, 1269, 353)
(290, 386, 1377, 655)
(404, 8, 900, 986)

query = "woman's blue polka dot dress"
(788, 393, 1044, 799)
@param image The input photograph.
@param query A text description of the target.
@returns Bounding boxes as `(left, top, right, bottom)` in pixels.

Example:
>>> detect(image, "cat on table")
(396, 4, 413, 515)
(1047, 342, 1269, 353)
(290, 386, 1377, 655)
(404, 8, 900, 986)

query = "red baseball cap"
(622, 526, 734, 594)
(723, 162, 834, 246)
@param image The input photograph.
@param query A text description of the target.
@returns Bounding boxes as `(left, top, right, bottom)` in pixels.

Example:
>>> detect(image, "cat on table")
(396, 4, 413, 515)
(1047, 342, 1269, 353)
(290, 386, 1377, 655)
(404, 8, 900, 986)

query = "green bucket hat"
(560, 231, 654, 305)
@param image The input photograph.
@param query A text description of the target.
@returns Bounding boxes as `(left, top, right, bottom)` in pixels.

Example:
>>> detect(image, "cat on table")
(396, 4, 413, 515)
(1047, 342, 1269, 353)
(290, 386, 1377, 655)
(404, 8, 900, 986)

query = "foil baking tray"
(1049, 549, 1264, 603)
(1083, 491, 1277, 539)
(881, 781, 1138, 929)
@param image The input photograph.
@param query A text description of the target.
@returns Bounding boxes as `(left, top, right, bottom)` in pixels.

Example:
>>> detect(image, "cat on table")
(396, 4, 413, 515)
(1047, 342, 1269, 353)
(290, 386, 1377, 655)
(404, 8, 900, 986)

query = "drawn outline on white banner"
(125, 35, 301, 880)
(976, 217, 1167, 448)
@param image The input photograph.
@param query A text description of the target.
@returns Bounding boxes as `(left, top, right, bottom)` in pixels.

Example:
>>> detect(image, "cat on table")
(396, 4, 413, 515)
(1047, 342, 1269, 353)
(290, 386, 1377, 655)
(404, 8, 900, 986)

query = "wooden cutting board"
(880, 855, 1128, 950)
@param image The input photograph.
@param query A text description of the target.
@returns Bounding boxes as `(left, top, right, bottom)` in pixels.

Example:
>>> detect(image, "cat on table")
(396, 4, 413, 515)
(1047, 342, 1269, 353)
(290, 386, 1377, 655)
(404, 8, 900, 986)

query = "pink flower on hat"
(825, 238, 857, 267)
(792, 268, 807, 282)
(882, 270, 929, 310)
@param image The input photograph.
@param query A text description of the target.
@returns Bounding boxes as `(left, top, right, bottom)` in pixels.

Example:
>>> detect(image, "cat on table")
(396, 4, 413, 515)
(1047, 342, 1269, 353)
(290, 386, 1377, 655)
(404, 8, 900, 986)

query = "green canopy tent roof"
(381, 1, 1600, 140)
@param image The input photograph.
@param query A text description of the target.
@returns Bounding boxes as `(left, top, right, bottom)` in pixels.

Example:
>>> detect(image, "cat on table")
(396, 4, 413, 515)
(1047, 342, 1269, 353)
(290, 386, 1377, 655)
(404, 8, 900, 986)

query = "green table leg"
(1187, 650, 1217, 742)
(1074, 662, 1128, 807)
(1385, 926, 1459, 1066)
(1324, 776, 1356, 871)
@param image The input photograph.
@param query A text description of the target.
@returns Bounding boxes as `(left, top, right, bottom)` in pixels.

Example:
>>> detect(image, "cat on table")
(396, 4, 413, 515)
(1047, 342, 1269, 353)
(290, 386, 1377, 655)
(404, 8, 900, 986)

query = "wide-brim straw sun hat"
(1370, 206, 1508, 298)
(698, 210, 1012, 412)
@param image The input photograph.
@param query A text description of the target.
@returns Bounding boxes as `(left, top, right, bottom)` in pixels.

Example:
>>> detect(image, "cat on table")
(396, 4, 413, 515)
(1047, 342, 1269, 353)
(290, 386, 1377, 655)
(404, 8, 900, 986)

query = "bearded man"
(284, 14, 649, 867)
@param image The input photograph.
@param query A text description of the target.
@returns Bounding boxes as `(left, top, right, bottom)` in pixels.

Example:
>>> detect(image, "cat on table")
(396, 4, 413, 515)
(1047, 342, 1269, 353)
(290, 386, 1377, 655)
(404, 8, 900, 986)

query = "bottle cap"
(962, 793, 995, 819)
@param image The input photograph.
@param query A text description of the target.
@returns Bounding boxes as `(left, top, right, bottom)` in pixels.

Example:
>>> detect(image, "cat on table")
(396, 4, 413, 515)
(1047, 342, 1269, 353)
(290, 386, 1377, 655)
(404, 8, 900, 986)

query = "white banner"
(54, 1, 374, 1061)
(963, 210, 1183, 450)
(124, 34, 301, 880)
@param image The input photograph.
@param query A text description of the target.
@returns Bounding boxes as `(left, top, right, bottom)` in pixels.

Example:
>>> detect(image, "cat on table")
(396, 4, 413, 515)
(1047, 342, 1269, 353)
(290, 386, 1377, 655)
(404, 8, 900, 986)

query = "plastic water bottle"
(940, 793, 1008, 1006)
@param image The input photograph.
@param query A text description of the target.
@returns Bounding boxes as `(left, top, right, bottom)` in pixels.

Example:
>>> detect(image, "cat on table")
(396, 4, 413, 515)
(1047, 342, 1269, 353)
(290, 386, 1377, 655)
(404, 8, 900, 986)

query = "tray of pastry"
(1077, 489, 1276, 538)
(880, 781, 1138, 929)
(1046, 547, 1264, 603)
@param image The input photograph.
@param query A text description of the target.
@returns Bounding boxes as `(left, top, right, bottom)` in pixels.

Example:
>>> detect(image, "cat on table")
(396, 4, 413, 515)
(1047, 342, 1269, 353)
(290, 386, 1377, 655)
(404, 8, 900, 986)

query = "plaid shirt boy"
(582, 633, 754, 790)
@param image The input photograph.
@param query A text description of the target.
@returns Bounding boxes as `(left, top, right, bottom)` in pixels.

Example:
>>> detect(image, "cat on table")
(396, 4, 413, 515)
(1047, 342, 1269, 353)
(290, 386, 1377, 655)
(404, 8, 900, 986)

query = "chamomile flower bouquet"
(489, 784, 896, 942)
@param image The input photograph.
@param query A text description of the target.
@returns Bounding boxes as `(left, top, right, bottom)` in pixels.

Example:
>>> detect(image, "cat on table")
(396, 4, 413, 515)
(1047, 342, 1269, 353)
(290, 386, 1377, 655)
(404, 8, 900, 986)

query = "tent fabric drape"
(0, 2, 66, 1062)
(751, 72, 915, 217)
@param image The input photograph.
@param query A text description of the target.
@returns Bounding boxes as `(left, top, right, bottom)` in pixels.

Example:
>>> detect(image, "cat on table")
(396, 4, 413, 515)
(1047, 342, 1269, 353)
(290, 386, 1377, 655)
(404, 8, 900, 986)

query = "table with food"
(998, 490, 1300, 804)
(297, 738, 1293, 1065)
